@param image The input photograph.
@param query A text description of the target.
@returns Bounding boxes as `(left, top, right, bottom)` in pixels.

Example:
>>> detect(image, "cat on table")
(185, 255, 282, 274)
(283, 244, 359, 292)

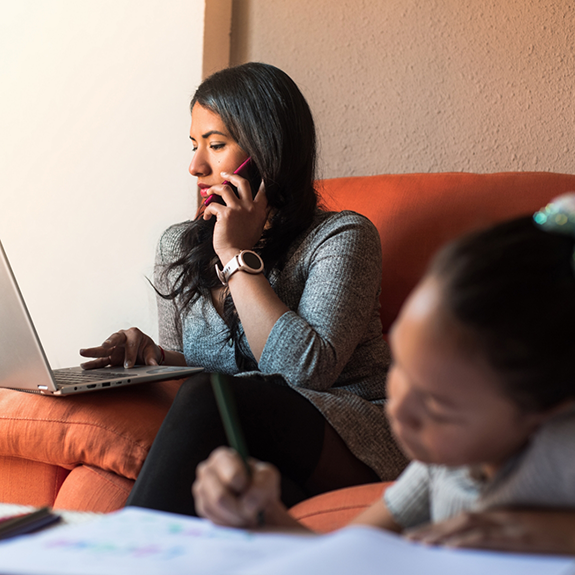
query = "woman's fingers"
(143, 343, 160, 366)
(204, 182, 269, 261)
(220, 172, 254, 202)
(120, 328, 144, 368)
(203, 171, 262, 220)
(79, 333, 122, 368)
(79, 356, 113, 370)
(252, 179, 267, 204)
(202, 180, 241, 219)
(79, 328, 157, 369)
(79, 346, 112, 359)
(80, 331, 126, 355)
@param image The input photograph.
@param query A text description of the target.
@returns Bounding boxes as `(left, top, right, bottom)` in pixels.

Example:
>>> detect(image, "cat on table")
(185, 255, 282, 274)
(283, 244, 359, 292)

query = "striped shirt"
(384, 406, 575, 528)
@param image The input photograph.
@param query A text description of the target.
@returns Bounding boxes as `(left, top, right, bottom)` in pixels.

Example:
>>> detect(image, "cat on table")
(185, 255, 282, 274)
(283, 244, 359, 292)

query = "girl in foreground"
(193, 195, 575, 554)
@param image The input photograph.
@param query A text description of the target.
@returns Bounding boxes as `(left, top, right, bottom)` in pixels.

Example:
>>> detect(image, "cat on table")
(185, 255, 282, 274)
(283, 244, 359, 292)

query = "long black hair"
(160, 63, 318, 370)
(429, 216, 575, 412)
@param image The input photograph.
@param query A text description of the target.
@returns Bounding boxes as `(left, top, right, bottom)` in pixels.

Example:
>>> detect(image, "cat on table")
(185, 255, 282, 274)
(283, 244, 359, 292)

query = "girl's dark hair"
(161, 63, 318, 370)
(429, 216, 575, 412)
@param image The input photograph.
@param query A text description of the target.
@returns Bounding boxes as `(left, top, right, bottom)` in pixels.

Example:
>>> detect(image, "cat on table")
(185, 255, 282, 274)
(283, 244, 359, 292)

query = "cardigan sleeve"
(154, 223, 186, 354)
(257, 212, 384, 390)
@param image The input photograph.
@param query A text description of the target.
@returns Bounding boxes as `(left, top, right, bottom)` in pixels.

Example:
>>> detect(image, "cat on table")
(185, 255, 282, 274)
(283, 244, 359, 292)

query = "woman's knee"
(175, 372, 214, 404)
(163, 372, 220, 430)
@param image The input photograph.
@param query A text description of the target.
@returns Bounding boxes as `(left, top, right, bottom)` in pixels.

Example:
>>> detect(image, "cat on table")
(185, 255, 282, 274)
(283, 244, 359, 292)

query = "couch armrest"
(0, 380, 183, 480)
(289, 482, 392, 533)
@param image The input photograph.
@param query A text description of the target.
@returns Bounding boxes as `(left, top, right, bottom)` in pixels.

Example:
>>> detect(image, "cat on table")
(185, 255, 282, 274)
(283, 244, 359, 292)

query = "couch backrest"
(318, 172, 575, 334)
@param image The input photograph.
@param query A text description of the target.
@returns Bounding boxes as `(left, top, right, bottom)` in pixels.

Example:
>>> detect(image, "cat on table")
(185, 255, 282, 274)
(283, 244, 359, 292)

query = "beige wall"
(0, 1, 204, 368)
(230, 0, 575, 178)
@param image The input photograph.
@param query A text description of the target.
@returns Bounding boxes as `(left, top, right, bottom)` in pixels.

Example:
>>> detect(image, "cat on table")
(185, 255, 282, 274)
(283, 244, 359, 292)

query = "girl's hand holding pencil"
(196, 374, 306, 530)
(193, 446, 282, 528)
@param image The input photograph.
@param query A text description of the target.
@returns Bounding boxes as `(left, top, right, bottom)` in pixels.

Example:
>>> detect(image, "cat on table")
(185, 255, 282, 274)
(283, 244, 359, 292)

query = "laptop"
(0, 240, 203, 396)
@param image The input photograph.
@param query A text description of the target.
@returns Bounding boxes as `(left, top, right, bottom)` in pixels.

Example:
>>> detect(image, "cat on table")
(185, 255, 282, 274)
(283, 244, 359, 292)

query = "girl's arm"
(350, 498, 403, 532)
(406, 508, 575, 555)
(193, 447, 403, 534)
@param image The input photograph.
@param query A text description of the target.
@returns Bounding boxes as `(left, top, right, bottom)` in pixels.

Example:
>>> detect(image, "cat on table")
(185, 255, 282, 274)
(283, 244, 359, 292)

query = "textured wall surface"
(231, 0, 575, 178)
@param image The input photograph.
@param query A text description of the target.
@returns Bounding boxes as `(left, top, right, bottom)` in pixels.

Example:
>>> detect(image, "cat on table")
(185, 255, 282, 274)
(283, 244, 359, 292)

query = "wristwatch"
(215, 250, 264, 286)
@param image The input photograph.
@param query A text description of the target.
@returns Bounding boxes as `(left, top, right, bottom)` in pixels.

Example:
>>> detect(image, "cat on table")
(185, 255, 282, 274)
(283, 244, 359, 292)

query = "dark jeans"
(126, 372, 379, 516)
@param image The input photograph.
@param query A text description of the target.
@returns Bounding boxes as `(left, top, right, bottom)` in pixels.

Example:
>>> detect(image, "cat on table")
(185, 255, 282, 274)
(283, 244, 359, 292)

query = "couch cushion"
(289, 482, 391, 533)
(0, 380, 183, 481)
(318, 172, 575, 332)
(0, 455, 70, 507)
(54, 465, 133, 512)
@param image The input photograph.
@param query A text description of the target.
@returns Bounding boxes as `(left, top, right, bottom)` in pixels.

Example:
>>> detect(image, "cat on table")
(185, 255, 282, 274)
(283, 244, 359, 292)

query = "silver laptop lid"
(0, 241, 58, 392)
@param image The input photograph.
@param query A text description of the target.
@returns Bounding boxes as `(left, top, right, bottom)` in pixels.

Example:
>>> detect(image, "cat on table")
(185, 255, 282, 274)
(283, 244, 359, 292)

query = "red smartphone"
(204, 157, 262, 206)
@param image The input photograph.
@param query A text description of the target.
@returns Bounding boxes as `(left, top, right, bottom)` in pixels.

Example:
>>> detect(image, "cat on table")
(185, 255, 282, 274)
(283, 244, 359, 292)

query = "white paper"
(243, 526, 575, 575)
(0, 508, 573, 575)
(0, 507, 316, 575)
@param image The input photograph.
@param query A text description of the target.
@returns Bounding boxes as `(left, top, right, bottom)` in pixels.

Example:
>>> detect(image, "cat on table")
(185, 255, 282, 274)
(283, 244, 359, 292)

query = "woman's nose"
(189, 151, 209, 177)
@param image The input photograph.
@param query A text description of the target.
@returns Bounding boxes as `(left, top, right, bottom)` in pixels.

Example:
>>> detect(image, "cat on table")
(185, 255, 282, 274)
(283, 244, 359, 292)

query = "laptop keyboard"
(53, 370, 127, 386)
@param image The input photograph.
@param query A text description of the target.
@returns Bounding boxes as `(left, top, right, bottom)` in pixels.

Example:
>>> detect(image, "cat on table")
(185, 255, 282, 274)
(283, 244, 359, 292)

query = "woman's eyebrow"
(201, 130, 227, 139)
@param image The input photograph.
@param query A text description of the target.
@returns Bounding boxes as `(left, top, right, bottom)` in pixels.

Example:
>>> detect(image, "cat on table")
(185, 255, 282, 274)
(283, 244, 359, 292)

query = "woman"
(80, 63, 407, 515)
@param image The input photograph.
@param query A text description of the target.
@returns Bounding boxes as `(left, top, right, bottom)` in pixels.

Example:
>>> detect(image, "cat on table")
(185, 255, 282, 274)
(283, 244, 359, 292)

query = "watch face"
(242, 251, 263, 271)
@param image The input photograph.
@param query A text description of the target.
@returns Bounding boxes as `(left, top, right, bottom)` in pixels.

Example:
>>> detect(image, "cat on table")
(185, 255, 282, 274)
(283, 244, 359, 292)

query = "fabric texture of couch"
(1, 171, 574, 519)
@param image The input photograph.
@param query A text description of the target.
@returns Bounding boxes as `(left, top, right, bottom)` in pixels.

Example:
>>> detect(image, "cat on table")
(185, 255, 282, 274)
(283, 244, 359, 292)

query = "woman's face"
(385, 276, 548, 479)
(189, 103, 249, 201)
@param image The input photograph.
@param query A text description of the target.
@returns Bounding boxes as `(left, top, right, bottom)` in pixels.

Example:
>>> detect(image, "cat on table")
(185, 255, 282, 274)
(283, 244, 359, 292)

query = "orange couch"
(1, 172, 574, 521)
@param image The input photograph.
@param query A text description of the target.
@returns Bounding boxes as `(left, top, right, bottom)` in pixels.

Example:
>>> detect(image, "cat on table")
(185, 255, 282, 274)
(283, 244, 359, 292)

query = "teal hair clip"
(533, 192, 575, 272)
(533, 193, 575, 234)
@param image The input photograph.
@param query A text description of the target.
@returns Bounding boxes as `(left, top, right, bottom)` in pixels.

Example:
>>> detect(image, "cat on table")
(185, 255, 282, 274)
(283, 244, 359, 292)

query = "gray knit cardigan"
(155, 210, 407, 480)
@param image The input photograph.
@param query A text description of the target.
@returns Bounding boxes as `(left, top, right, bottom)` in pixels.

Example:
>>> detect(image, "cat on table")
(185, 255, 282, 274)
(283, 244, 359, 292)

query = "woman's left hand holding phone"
(79, 328, 184, 369)
(203, 171, 269, 264)
(203, 170, 287, 362)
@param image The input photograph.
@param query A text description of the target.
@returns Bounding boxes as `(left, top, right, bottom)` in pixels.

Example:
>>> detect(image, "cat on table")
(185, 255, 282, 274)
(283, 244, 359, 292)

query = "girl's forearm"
(350, 499, 403, 533)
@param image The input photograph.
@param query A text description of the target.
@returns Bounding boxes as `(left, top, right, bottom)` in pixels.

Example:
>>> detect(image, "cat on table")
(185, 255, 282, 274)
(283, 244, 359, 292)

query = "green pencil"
(210, 373, 265, 526)
(210, 372, 251, 476)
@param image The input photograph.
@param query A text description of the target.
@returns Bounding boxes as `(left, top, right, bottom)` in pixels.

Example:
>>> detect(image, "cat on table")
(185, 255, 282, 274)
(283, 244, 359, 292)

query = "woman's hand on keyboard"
(79, 328, 162, 369)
